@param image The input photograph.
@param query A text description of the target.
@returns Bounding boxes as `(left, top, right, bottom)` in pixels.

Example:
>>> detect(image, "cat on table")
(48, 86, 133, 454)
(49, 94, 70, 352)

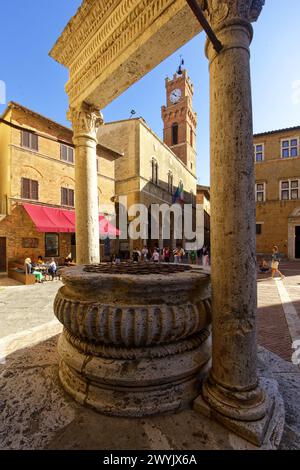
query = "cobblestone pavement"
(1, 262, 300, 363)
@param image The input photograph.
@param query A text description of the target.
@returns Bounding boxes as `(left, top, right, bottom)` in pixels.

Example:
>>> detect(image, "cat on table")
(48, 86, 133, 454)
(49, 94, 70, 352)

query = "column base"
(194, 377, 285, 448)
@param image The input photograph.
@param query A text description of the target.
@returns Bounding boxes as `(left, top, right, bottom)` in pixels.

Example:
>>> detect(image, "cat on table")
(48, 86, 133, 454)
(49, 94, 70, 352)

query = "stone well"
(53, 263, 212, 417)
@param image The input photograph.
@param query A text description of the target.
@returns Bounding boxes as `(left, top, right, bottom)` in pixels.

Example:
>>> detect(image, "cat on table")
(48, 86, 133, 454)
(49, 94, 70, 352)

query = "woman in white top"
(152, 249, 160, 263)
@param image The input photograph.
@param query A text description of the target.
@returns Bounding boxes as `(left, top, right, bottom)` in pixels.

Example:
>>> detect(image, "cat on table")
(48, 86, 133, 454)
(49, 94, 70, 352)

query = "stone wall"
(8, 105, 115, 213)
(254, 127, 300, 257)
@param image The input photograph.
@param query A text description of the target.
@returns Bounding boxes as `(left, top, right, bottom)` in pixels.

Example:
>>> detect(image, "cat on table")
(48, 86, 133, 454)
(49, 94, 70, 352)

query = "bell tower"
(161, 69, 197, 174)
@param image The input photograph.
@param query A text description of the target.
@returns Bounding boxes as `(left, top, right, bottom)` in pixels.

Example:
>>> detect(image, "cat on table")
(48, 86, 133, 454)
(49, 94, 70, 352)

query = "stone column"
(68, 103, 103, 264)
(194, 0, 283, 446)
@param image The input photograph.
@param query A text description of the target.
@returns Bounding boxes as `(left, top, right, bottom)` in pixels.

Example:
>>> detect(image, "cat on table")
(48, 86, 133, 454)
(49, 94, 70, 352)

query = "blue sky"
(0, 0, 299, 185)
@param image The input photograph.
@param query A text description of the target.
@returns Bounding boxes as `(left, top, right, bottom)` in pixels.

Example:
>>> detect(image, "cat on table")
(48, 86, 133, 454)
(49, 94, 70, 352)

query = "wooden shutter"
(31, 133, 38, 151)
(69, 189, 74, 207)
(61, 144, 67, 161)
(31, 180, 39, 200)
(21, 178, 30, 199)
(61, 187, 68, 205)
(68, 147, 74, 163)
(21, 131, 30, 148)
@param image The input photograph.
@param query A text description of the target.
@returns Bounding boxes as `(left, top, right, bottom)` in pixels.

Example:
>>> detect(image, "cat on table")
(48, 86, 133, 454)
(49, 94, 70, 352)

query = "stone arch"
(289, 207, 300, 218)
(60, 176, 75, 189)
(171, 122, 178, 145)
(21, 165, 44, 179)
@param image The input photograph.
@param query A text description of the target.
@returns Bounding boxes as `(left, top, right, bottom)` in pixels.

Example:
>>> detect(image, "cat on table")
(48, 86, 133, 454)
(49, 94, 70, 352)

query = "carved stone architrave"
(67, 102, 104, 141)
(50, 0, 202, 108)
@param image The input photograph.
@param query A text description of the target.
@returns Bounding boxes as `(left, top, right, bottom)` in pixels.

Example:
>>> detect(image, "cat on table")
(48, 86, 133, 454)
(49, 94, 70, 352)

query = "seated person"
(48, 258, 57, 280)
(33, 270, 44, 283)
(37, 255, 44, 265)
(24, 258, 33, 274)
(64, 254, 76, 266)
(259, 259, 270, 273)
(25, 257, 44, 282)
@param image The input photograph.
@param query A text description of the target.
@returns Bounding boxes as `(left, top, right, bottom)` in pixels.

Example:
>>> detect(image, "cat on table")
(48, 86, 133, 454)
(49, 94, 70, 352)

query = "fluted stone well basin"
(54, 263, 212, 417)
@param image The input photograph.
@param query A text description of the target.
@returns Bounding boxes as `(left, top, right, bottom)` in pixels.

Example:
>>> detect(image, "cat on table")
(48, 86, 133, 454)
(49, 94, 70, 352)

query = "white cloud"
(292, 80, 300, 105)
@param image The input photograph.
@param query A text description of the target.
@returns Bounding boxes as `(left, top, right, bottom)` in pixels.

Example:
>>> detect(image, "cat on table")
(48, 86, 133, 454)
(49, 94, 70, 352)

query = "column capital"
(67, 102, 104, 141)
(202, 0, 265, 61)
(201, 0, 265, 31)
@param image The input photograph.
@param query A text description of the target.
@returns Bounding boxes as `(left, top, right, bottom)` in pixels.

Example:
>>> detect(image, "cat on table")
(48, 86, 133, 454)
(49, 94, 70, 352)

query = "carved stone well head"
(54, 263, 212, 416)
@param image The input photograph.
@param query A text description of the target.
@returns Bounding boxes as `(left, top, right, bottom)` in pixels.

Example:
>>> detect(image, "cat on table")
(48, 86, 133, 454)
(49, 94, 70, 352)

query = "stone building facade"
(0, 71, 203, 271)
(254, 126, 300, 259)
(98, 70, 198, 255)
(0, 102, 119, 273)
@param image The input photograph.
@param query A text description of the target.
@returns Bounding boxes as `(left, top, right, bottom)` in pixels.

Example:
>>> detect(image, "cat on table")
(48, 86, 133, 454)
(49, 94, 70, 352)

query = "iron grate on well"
(83, 262, 192, 275)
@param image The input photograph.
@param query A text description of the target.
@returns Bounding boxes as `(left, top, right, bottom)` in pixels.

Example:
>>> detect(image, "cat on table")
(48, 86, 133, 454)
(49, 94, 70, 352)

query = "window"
(45, 233, 59, 257)
(96, 158, 99, 173)
(21, 178, 39, 200)
(21, 131, 38, 151)
(255, 182, 265, 202)
(61, 144, 74, 163)
(190, 128, 193, 147)
(281, 138, 298, 158)
(256, 224, 262, 235)
(168, 171, 173, 194)
(172, 123, 178, 145)
(61, 187, 74, 207)
(280, 179, 299, 200)
(151, 159, 158, 185)
(254, 143, 264, 162)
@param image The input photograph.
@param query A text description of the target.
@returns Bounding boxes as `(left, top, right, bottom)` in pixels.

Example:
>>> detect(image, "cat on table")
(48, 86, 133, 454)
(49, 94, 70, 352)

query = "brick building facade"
(0, 102, 120, 273)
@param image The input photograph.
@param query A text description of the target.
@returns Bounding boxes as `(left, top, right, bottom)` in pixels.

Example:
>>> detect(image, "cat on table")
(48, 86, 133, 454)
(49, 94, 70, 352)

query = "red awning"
(23, 204, 120, 236)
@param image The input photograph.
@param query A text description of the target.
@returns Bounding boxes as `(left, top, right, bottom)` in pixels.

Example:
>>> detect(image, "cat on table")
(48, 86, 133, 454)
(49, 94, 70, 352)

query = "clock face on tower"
(170, 88, 181, 104)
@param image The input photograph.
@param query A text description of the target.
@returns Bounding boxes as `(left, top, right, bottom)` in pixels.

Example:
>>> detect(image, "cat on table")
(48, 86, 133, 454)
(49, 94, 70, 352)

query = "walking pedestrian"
(271, 246, 284, 279)
(189, 250, 196, 265)
(163, 246, 170, 263)
(141, 245, 149, 261)
(196, 247, 203, 265)
(152, 249, 160, 263)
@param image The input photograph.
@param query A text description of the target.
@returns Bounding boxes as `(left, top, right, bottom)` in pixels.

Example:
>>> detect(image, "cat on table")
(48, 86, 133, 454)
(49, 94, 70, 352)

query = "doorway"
(0, 237, 7, 272)
(295, 227, 300, 259)
(71, 233, 76, 261)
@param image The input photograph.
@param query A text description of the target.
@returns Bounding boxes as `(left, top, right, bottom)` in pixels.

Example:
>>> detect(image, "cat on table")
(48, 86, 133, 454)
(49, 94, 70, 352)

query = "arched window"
(151, 158, 158, 185)
(190, 127, 193, 147)
(172, 123, 178, 145)
(168, 171, 173, 194)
